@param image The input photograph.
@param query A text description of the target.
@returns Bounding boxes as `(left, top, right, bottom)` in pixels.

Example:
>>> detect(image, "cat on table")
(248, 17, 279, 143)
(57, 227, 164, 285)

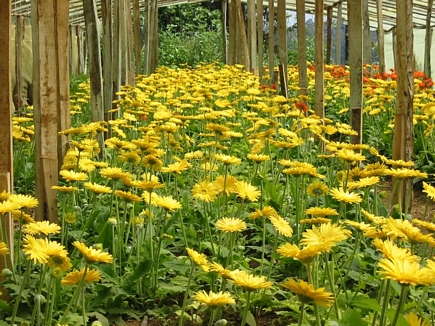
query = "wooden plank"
(83, 0, 104, 122)
(0, 0, 14, 268)
(277, 0, 287, 97)
(228, 0, 236, 65)
(326, 6, 332, 64)
(102, 0, 113, 122)
(125, 0, 135, 84)
(32, 0, 70, 223)
(268, 0, 274, 81)
(113, 0, 121, 109)
(347, 0, 363, 145)
(236, 0, 249, 70)
(392, 0, 414, 210)
(363, 0, 372, 63)
(336, 3, 343, 64)
(14, 15, 25, 111)
(119, 0, 127, 84)
(149, 0, 158, 73)
(222, 0, 228, 65)
(133, 0, 141, 75)
(377, 0, 385, 74)
(297, 0, 308, 100)
(247, 0, 257, 74)
(256, 0, 264, 81)
(77, 25, 86, 74)
(314, 0, 324, 118)
(424, 0, 433, 78)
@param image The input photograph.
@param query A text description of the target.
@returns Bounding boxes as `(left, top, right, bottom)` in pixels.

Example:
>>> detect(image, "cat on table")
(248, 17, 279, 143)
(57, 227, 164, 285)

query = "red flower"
(295, 101, 308, 113)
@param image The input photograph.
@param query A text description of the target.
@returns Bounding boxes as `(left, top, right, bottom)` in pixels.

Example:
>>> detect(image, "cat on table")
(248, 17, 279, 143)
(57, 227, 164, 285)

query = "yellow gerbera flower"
(300, 223, 351, 247)
(229, 270, 273, 290)
(234, 181, 261, 202)
(22, 235, 48, 264)
(209, 262, 232, 278)
(378, 257, 434, 286)
(304, 207, 338, 217)
(8, 194, 39, 208)
(161, 159, 191, 174)
(0, 200, 22, 214)
(192, 290, 235, 306)
(0, 241, 9, 255)
(306, 181, 329, 197)
(114, 190, 142, 202)
(213, 175, 238, 196)
(301, 217, 332, 225)
(73, 241, 113, 264)
(247, 154, 270, 163)
(277, 243, 330, 264)
(153, 195, 182, 211)
(249, 206, 278, 219)
(373, 238, 418, 262)
(186, 247, 209, 272)
(404, 312, 431, 326)
(281, 278, 334, 307)
(23, 221, 61, 236)
(59, 169, 88, 182)
(214, 154, 242, 166)
(269, 214, 293, 237)
(99, 167, 132, 181)
(51, 185, 79, 193)
(216, 217, 247, 233)
(385, 168, 427, 180)
(336, 148, 365, 163)
(61, 268, 101, 285)
(422, 182, 435, 201)
(191, 180, 219, 202)
(330, 187, 362, 204)
(84, 182, 112, 194)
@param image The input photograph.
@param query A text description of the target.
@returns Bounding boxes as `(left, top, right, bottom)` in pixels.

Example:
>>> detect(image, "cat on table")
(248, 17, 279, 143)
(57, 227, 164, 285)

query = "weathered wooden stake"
(377, 0, 385, 74)
(297, 0, 308, 99)
(277, 0, 287, 97)
(268, 0, 275, 82)
(424, 0, 433, 78)
(336, 3, 343, 64)
(314, 0, 324, 118)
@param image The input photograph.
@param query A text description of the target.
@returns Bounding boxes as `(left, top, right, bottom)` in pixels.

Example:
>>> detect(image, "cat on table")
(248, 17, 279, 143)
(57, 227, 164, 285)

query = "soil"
(120, 182, 435, 326)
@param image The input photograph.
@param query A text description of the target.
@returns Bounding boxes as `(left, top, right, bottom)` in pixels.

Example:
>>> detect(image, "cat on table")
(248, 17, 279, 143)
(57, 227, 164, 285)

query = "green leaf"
(87, 311, 110, 326)
(245, 310, 257, 326)
(350, 296, 381, 312)
(123, 260, 153, 287)
(337, 308, 368, 326)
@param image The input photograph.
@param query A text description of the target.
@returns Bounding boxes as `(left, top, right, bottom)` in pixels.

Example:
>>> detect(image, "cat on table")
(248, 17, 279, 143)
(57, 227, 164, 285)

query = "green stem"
(325, 256, 340, 320)
(391, 285, 407, 326)
(208, 308, 217, 326)
(179, 265, 195, 326)
(10, 260, 32, 326)
(240, 290, 252, 326)
(378, 279, 391, 326)
(259, 217, 266, 276)
(203, 202, 216, 256)
(313, 304, 321, 326)
(298, 303, 305, 326)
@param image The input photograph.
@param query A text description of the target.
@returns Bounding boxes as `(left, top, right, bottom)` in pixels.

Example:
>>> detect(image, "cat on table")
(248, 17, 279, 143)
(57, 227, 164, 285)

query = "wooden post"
(32, 0, 70, 223)
(83, 0, 104, 127)
(326, 6, 333, 64)
(102, 0, 113, 123)
(392, 0, 414, 210)
(0, 0, 14, 267)
(363, 0, 372, 64)
(314, 0, 324, 118)
(268, 0, 274, 81)
(144, 0, 158, 74)
(133, 0, 141, 75)
(347, 0, 363, 144)
(77, 25, 86, 74)
(236, 0, 249, 70)
(228, 0, 236, 65)
(119, 0, 127, 84)
(113, 0, 121, 111)
(14, 15, 25, 111)
(257, 0, 263, 81)
(424, 0, 433, 78)
(247, 0, 257, 74)
(150, 0, 159, 73)
(125, 0, 135, 84)
(336, 3, 343, 64)
(377, 0, 385, 74)
(297, 0, 308, 99)
(277, 0, 287, 97)
(222, 1, 228, 64)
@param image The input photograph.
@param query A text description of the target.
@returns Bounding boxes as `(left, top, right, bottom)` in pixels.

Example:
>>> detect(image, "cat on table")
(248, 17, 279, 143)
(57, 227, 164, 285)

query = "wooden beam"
(377, 0, 385, 74)
(83, 0, 104, 128)
(0, 0, 14, 269)
(277, 0, 287, 97)
(392, 0, 414, 211)
(113, 0, 121, 110)
(326, 6, 333, 64)
(125, 0, 135, 84)
(347, 0, 363, 145)
(14, 15, 25, 111)
(102, 0, 113, 122)
(268, 0, 274, 82)
(228, 0, 236, 65)
(424, 0, 433, 78)
(133, 0, 141, 75)
(297, 0, 308, 100)
(235, 0, 249, 70)
(314, 0, 324, 117)
(222, 0, 228, 64)
(363, 0, 372, 63)
(247, 0, 257, 74)
(257, 0, 264, 81)
(32, 0, 70, 223)
(336, 3, 343, 64)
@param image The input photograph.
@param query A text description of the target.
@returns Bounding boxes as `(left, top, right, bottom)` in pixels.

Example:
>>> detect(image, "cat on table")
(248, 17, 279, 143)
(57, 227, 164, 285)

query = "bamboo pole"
(268, 0, 274, 82)
(347, 0, 363, 145)
(0, 0, 14, 269)
(363, 0, 372, 64)
(424, 0, 433, 78)
(32, 0, 70, 223)
(377, 0, 385, 74)
(102, 0, 113, 122)
(314, 0, 324, 118)
(277, 0, 287, 97)
(257, 0, 264, 81)
(392, 0, 414, 210)
(296, 0, 308, 99)
(336, 3, 343, 64)
(326, 6, 333, 65)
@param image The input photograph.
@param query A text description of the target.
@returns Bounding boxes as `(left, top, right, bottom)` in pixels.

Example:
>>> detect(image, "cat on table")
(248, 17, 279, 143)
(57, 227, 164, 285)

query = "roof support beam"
(347, 0, 363, 145)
